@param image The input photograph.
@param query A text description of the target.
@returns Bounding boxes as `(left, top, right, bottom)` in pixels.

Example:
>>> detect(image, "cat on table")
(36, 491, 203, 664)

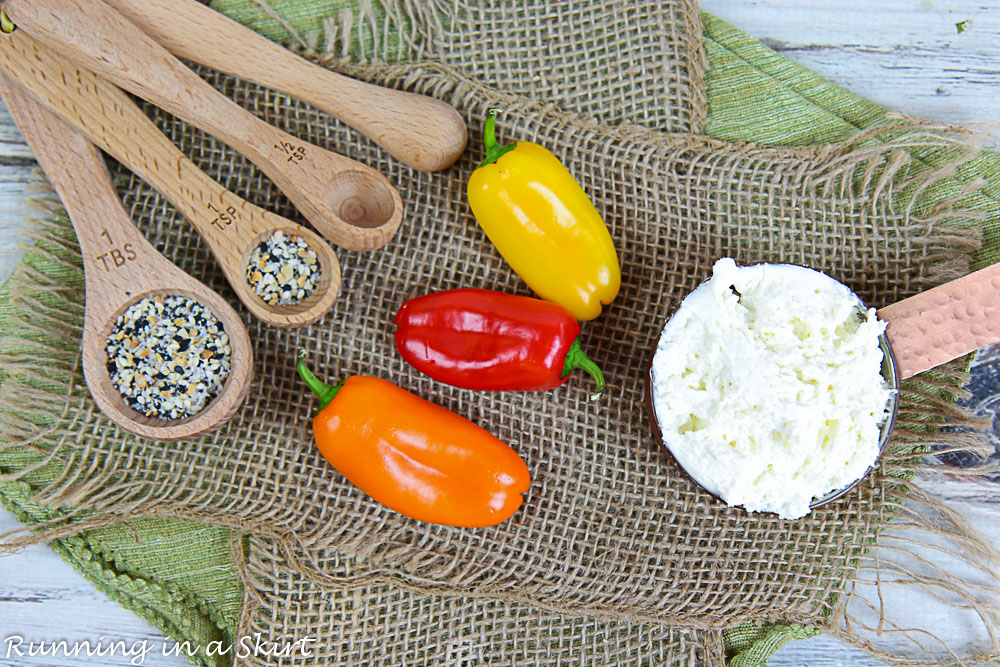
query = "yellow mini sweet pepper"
(467, 110, 621, 321)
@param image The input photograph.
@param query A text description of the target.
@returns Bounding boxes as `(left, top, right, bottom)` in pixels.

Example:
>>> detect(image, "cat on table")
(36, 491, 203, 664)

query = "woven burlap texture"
(237, 533, 724, 666)
(230, 0, 706, 133)
(2, 0, 999, 664)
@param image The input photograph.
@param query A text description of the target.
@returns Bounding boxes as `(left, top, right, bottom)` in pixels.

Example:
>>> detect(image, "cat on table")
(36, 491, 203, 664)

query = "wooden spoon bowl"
(0, 74, 253, 440)
(326, 170, 399, 230)
(239, 225, 340, 321)
(83, 286, 253, 440)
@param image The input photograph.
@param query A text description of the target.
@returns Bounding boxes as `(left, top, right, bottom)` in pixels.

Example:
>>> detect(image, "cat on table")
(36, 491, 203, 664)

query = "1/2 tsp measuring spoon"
(5, 0, 404, 252)
(104, 0, 468, 173)
(0, 72, 253, 441)
(0, 27, 341, 328)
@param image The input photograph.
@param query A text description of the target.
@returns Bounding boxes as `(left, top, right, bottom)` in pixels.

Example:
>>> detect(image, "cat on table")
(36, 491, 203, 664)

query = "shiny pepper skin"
(395, 289, 605, 395)
(297, 353, 530, 527)
(467, 110, 621, 321)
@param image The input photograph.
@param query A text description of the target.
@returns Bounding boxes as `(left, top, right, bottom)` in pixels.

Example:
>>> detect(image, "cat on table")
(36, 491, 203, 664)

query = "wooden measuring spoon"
(0, 72, 253, 441)
(5, 0, 404, 252)
(0, 28, 341, 328)
(103, 0, 467, 173)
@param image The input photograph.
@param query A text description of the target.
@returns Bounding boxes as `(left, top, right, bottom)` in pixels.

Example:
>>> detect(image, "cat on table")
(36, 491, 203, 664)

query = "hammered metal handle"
(878, 263, 1000, 379)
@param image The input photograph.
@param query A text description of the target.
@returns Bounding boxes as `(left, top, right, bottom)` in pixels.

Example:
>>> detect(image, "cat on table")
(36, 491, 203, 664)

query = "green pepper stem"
(561, 338, 605, 400)
(477, 108, 517, 168)
(296, 350, 343, 410)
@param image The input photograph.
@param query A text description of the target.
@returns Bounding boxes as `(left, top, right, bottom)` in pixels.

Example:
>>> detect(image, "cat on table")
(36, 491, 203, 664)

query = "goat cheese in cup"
(650, 258, 895, 519)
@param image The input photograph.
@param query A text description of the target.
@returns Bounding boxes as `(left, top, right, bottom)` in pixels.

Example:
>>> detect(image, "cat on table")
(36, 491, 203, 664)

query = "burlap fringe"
(828, 475, 1000, 665)
(304, 0, 708, 119)
(264, 0, 710, 131)
(0, 80, 998, 667)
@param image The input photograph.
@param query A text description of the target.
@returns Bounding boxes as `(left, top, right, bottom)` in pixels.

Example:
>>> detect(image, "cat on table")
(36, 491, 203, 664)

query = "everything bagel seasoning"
(246, 230, 320, 306)
(106, 295, 232, 420)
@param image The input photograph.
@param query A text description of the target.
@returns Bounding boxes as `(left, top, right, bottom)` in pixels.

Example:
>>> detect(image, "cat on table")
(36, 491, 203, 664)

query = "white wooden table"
(1, 2, 998, 664)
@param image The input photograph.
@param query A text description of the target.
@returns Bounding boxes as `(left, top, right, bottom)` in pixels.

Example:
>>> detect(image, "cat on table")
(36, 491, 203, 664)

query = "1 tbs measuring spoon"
(0, 72, 253, 441)
(5, 0, 404, 252)
(104, 0, 468, 173)
(0, 27, 341, 328)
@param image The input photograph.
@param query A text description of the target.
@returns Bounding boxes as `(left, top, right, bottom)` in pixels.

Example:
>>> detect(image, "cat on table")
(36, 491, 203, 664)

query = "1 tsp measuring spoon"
(0, 27, 341, 327)
(5, 0, 404, 252)
(0, 72, 253, 441)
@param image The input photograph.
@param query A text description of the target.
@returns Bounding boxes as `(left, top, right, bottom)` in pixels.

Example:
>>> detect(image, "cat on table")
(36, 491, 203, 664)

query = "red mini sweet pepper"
(394, 289, 605, 396)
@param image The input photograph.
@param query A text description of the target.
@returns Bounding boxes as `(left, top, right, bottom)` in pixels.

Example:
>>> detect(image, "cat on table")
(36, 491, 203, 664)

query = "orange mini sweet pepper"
(296, 352, 530, 527)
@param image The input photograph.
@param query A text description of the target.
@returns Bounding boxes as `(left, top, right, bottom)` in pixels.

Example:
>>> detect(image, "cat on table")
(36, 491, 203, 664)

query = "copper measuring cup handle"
(879, 262, 1000, 379)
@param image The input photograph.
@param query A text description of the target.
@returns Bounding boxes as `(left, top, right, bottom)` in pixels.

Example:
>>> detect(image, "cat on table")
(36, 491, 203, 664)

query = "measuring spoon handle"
(5, 0, 403, 252)
(879, 262, 1000, 379)
(0, 73, 163, 313)
(103, 0, 467, 172)
(0, 29, 341, 327)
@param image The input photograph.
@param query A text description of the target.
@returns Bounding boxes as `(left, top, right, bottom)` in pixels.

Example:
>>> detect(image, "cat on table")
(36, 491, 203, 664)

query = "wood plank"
(702, 0, 1000, 146)
(0, 104, 36, 162)
(0, 100, 38, 284)
(0, 512, 189, 667)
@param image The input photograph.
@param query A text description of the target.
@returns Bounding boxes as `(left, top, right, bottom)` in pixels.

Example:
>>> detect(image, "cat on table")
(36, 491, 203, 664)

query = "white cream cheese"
(650, 258, 894, 519)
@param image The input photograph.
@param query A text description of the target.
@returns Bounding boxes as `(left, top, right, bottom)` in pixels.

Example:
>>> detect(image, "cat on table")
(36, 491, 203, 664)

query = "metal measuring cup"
(643, 257, 1000, 512)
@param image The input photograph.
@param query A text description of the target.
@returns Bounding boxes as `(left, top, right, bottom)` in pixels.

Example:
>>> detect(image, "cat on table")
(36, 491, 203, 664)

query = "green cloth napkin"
(1, 7, 997, 666)
(700, 11, 1000, 269)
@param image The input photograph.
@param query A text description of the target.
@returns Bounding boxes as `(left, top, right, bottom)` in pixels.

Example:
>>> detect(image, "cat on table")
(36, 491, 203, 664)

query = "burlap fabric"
(3, 1, 999, 664)
(239, 534, 722, 666)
